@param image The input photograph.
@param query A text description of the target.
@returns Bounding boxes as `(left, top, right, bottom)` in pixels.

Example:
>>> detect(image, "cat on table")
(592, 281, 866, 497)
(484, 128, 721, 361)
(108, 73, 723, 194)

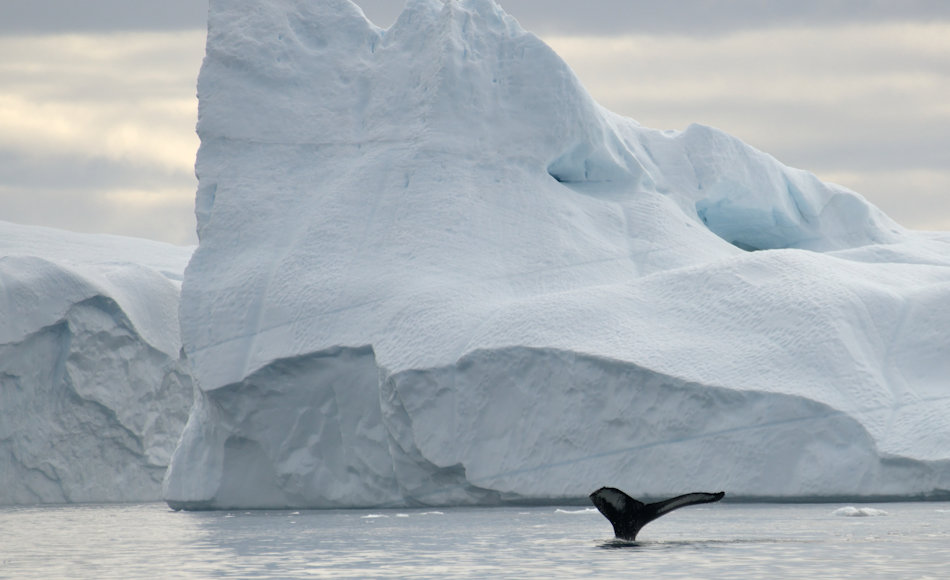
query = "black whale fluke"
(589, 487, 725, 541)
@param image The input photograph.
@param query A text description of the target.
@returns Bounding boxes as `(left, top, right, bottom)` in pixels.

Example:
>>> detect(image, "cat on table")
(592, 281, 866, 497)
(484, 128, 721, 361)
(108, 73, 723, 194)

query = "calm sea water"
(1, 502, 948, 578)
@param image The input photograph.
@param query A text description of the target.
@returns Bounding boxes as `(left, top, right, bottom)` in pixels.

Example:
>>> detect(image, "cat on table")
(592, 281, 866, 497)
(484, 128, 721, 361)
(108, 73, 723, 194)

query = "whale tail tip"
(589, 487, 725, 541)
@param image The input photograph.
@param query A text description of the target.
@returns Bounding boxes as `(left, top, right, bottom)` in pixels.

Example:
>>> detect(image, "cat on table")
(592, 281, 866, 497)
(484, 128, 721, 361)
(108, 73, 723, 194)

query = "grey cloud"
(0, 147, 197, 244)
(775, 128, 950, 175)
(0, 0, 209, 33)
(0, 149, 193, 191)
(6, 1, 950, 35)
(498, 0, 950, 35)
(0, 186, 197, 246)
(358, 1, 950, 35)
(630, 98, 950, 174)
(0, 148, 197, 245)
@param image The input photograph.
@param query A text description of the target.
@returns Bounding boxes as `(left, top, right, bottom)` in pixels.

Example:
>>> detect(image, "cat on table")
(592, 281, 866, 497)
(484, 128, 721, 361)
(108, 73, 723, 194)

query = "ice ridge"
(0, 221, 194, 505)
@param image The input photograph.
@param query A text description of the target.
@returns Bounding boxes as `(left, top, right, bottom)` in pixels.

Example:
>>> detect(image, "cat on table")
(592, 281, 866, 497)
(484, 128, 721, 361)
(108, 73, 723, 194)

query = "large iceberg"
(0, 220, 194, 505)
(165, 0, 950, 509)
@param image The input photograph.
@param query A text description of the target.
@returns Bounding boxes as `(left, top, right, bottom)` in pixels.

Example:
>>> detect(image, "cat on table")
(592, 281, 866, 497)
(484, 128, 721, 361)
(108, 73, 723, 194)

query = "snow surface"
(165, 0, 950, 509)
(832, 506, 888, 517)
(0, 221, 194, 505)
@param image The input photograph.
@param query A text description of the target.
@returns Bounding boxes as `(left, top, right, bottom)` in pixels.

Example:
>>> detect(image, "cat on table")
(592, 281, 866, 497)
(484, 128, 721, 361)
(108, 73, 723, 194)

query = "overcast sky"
(2, 1, 948, 245)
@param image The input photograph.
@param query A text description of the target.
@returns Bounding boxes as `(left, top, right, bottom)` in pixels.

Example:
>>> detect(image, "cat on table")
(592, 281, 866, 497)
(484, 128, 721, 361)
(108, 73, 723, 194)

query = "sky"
(2, 1, 948, 246)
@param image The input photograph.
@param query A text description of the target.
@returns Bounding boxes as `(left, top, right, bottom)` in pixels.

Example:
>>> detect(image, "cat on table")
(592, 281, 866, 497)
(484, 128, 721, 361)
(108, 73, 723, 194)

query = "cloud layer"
(0, 31, 203, 244)
(1, 1, 208, 33)
(1, 2, 948, 243)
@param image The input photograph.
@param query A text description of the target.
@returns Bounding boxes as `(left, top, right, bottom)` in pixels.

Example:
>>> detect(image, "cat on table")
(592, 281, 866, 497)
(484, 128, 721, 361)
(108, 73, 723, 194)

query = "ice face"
(0, 221, 194, 505)
(165, 0, 950, 508)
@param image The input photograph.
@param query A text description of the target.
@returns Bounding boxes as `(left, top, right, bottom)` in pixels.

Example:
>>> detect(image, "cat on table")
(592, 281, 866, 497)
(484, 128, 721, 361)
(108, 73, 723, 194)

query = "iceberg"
(0, 220, 194, 505)
(165, 0, 950, 508)
(832, 506, 888, 517)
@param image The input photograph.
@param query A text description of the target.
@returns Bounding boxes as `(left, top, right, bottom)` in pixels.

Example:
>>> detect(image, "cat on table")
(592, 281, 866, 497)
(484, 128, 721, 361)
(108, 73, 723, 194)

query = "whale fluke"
(589, 487, 725, 541)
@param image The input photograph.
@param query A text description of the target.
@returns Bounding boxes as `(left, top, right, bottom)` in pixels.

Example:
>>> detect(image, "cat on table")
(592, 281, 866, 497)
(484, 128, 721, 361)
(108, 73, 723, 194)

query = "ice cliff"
(164, 0, 950, 509)
(0, 221, 194, 505)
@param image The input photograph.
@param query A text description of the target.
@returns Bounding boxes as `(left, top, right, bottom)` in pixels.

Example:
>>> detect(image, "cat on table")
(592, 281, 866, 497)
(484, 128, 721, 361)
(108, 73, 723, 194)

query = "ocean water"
(2, 502, 948, 578)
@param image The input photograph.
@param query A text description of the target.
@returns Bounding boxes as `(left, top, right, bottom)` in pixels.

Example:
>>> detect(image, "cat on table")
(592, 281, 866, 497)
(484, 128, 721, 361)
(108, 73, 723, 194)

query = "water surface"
(2, 502, 948, 578)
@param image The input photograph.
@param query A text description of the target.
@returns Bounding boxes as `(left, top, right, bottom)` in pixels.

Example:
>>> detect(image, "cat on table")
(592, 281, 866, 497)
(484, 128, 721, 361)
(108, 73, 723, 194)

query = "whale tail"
(589, 487, 725, 541)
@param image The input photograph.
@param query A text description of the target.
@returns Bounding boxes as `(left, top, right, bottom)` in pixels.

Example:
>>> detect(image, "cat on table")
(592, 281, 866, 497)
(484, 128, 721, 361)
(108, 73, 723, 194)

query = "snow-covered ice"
(164, 0, 950, 509)
(0, 221, 194, 505)
(832, 506, 889, 517)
